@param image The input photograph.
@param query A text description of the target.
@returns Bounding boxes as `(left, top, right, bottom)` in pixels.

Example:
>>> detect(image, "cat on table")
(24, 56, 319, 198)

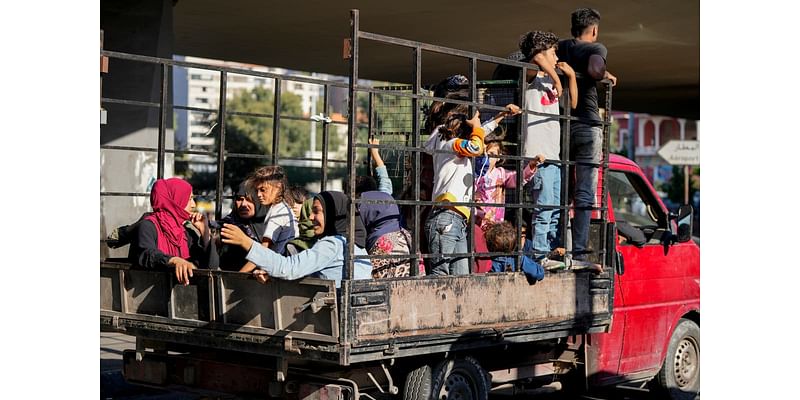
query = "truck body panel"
(587, 155, 700, 386)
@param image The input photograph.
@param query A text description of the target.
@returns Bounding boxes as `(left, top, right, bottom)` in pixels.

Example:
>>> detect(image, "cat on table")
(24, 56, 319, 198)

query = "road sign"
(657, 140, 699, 165)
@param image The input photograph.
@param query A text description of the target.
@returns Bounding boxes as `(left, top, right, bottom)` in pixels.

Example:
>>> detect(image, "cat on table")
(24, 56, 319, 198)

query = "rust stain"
(355, 272, 610, 340)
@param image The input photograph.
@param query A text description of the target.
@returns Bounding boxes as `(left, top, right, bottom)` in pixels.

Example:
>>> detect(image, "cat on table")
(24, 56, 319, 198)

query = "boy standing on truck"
(556, 8, 617, 265)
(519, 31, 577, 269)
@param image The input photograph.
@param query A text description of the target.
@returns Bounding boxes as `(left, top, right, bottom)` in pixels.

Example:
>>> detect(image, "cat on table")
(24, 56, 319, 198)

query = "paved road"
(101, 332, 692, 400)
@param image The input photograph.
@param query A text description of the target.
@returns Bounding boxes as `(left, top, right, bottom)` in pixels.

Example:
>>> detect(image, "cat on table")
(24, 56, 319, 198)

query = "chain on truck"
(100, 9, 700, 400)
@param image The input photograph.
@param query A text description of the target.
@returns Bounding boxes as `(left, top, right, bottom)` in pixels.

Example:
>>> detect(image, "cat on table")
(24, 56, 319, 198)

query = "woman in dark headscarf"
(129, 177, 218, 285)
(284, 198, 318, 255)
(359, 191, 423, 278)
(220, 191, 372, 288)
(217, 182, 268, 271)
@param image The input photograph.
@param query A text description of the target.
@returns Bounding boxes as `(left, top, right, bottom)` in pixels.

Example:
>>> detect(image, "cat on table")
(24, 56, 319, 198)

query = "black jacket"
(128, 218, 219, 269)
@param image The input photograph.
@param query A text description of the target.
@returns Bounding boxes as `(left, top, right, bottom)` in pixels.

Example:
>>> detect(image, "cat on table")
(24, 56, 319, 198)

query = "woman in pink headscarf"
(129, 177, 217, 284)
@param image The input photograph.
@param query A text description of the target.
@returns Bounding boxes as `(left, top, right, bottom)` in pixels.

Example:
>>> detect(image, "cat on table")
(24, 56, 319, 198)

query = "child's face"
(256, 181, 281, 206)
(542, 46, 558, 69)
(486, 143, 501, 167)
(291, 202, 302, 220)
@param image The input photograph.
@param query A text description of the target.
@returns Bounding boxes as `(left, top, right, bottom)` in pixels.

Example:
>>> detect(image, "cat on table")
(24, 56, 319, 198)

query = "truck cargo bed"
(101, 261, 613, 366)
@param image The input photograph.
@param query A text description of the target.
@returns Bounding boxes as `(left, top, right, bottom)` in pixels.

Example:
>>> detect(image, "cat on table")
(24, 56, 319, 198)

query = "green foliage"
(188, 86, 342, 192)
(662, 165, 700, 204)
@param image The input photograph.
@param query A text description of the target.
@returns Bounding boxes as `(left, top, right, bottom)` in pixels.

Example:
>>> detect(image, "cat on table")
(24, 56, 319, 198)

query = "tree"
(187, 86, 344, 192)
(661, 165, 700, 204)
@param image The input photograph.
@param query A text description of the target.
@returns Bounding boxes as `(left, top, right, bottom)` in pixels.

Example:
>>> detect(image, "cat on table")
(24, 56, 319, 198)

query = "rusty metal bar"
(157, 63, 169, 179)
(600, 81, 614, 267)
(102, 50, 350, 89)
(215, 71, 228, 221)
(560, 75, 572, 262)
(272, 78, 282, 165)
(516, 65, 528, 271)
(468, 57, 477, 272)
(367, 92, 374, 171)
(321, 85, 330, 190)
(345, 9, 360, 282)
(358, 31, 542, 71)
(410, 46, 422, 276)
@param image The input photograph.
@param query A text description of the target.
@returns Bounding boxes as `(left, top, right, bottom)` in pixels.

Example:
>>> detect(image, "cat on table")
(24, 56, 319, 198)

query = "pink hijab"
(144, 178, 193, 258)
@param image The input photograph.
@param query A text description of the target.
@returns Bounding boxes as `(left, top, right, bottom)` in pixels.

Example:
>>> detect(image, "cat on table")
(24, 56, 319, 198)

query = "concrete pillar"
(651, 116, 664, 149)
(696, 120, 700, 141)
(100, 0, 175, 259)
(678, 118, 686, 140)
(637, 117, 647, 152)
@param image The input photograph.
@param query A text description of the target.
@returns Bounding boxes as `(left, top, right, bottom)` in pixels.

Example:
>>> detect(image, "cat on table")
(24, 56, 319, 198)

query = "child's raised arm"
(451, 112, 486, 157)
(556, 62, 578, 110)
(369, 137, 393, 195)
(533, 54, 563, 98)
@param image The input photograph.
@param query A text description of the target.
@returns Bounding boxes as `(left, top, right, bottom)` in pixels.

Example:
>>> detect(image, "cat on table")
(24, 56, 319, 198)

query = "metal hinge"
(284, 335, 301, 355)
(295, 291, 336, 314)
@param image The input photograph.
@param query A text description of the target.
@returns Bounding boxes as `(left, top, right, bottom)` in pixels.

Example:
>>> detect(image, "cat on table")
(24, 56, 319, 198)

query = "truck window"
(607, 170, 662, 228)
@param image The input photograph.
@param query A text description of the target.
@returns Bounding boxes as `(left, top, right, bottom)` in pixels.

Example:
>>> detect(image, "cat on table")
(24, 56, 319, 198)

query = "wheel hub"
(673, 337, 699, 387)
(440, 371, 476, 400)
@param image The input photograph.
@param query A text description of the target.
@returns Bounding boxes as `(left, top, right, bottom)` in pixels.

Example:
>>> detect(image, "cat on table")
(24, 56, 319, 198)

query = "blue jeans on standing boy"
(531, 163, 562, 260)
(425, 209, 469, 275)
(571, 123, 603, 260)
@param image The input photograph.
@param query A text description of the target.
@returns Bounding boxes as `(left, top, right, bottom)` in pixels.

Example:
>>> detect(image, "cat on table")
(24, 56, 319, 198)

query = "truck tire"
(402, 356, 490, 400)
(402, 363, 432, 400)
(653, 318, 700, 400)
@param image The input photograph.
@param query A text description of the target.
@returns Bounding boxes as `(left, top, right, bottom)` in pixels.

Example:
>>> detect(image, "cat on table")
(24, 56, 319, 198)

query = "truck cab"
(588, 154, 700, 398)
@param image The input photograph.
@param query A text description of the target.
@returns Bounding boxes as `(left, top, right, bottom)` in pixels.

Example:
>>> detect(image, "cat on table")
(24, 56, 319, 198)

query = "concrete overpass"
(101, 0, 699, 120)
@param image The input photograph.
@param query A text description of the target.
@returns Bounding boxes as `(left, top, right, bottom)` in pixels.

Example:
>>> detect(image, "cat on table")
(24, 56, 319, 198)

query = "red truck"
(589, 154, 699, 399)
(100, 10, 699, 400)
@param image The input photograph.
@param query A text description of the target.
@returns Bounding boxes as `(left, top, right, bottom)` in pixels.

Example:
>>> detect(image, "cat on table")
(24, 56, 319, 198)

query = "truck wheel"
(653, 319, 700, 400)
(402, 357, 490, 400)
(402, 363, 432, 400)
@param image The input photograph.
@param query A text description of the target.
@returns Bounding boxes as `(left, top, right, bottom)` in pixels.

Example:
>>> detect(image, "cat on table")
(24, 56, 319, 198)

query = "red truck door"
(603, 162, 698, 380)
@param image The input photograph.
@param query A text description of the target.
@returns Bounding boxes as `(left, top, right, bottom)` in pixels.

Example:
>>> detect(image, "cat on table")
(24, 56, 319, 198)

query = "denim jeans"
(570, 123, 603, 259)
(425, 209, 469, 275)
(530, 163, 562, 260)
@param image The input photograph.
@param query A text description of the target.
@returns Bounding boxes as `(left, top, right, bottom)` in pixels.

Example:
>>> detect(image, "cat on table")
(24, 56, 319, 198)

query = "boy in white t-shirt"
(519, 31, 577, 268)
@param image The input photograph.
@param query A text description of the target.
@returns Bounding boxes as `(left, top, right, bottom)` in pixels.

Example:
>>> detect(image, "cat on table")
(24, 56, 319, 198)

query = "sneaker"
(540, 258, 566, 271)
(570, 259, 603, 273)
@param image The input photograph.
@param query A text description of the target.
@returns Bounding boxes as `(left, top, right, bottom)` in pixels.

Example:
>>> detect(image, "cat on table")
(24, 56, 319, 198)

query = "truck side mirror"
(671, 205, 694, 243)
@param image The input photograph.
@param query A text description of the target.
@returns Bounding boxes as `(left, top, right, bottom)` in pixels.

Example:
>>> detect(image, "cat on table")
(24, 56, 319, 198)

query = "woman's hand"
(221, 223, 254, 251)
(168, 257, 196, 285)
(190, 212, 207, 236)
(253, 269, 270, 284)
